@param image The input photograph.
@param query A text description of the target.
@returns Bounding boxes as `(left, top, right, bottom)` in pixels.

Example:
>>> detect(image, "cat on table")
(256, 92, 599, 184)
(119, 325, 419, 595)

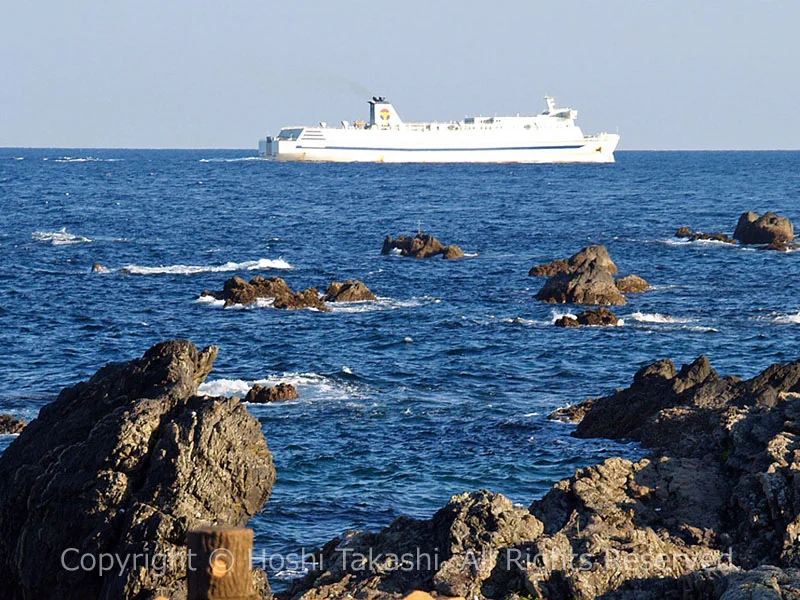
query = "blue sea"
(1, 149, 799, 585)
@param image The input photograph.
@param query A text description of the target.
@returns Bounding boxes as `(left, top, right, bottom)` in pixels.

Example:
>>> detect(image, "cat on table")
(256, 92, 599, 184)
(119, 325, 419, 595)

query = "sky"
(1, 0, 798, 150)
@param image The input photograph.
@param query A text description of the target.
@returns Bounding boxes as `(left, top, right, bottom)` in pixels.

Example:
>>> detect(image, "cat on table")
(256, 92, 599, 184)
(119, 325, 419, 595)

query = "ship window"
(276, 128, 303, 140)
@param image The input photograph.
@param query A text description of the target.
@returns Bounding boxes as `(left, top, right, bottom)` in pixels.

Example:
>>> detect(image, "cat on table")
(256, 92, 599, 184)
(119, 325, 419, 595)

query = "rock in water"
(734, 211, 795, 245)
(244, 382, 300, 403)
(0, 340, 276, 600)
(529, 244, 618, 277)
(535, 261, 627, 305)
(382, 233, 460, 259)
(555, 308, 620, 327)
(615, 274, 650, 293)
(675, 226, 693, 238)
(442, 245, 465, 260)
(90, 262, 109, 273)
(202, 276, 328, 311)
(324, 280, 377, 302)
(0, 414, 25, 434)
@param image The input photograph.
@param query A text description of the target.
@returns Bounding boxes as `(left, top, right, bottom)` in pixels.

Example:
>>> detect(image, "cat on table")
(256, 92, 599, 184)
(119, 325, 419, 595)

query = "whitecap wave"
(660, 238, 735, 247)
(772, 312, 800, 325)
(326, 296, 438, 313)
(122, 258, 291, 275)
(198, 157, 261, 163)
(32, 228, 91, 245)
(49, 156, 122, 163)
(198, 372, 358, 402)
(629, 312, 696, 324)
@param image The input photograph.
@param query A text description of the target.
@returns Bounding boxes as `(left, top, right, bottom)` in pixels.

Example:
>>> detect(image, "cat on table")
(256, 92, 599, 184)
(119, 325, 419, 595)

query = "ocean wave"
(326, 296, 439, 313)
(47, 156, 122, 163)
(660, 238, 735, 247)
(772, 311, 800, 325)
(198, 157, 261, 163)
(198, 372, 358, 402)
(629, 312, 696, 324)
(122, 258, 292, 275)
(31, 228, 91, 245)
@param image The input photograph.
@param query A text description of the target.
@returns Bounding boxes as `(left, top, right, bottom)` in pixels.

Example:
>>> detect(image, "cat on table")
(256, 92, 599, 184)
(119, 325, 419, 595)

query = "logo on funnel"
(379, 109, 390, 121)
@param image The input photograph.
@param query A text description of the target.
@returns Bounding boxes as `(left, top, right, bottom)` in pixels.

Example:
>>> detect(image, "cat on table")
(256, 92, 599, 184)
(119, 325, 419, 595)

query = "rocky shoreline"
(1, 342, 798, 599)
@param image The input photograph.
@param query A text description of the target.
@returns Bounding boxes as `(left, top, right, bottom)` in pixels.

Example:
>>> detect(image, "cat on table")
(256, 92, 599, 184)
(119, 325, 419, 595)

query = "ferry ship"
(258, 96, 619, 163)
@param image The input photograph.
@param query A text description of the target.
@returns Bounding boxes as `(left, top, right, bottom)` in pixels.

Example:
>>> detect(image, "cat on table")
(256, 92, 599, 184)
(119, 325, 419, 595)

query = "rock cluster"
(202, 276, 327, 311)
(676, 211, 795, 251)
(674, 227, 737, 244)
(325, 280, 378, 302)
(382, 233, 465, 259)
(202, 277, 379, 310)
(245, 382, 300, 403)
(532, 246, 647, 306)
(0, 414, 25, 434)
(554, 307, 620, 328)
(0, 340, 276, 600)
(286, 355, 800, 600)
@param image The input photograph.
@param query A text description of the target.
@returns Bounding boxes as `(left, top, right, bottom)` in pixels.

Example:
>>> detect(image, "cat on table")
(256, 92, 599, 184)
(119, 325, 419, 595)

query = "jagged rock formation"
(202, 276, 328, 311)
(0, 340, 276, 600)
(0, 414, 25, 434)
(245, 383, 300, 403)
(532, 246, 650, 306)
(286, 356, 800, 600)
(325, 280, 377, 302)
(382, 234, 465, 259)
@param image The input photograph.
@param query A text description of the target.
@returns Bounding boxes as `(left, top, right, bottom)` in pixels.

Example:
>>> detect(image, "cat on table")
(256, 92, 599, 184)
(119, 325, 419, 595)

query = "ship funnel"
(368, 97, 403, 128)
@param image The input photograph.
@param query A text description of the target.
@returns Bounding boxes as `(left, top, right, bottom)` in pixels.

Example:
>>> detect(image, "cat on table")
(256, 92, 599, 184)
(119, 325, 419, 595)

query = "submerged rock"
(0, 340, 276, 600)
(382, 233, 461, 259)
(0, 414, 25, 435)
(202, 276, 328, 311)
(324, 280, 377, 302)
(244, 383, 299, 403)
(615, 274, 650, 293)
(734, 211, 794, 245)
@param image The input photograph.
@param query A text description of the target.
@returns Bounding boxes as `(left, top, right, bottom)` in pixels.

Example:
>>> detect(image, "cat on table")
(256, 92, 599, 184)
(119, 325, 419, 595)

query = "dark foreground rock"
(245, 383, 300, 403)
(0, 340, 276, 600)
(202, 276, 328, 311)
(0, 414, 25, 434)
(324, 280, 377, 302)
(554, 307, 620, 327)
(734, 211, 795, 245)
(382, 233, 464, 259)
(287, 355, 800, 600)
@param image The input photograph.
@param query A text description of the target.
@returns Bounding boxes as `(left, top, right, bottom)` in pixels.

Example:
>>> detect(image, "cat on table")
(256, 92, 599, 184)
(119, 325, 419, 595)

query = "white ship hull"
(260, 96, 619, 164)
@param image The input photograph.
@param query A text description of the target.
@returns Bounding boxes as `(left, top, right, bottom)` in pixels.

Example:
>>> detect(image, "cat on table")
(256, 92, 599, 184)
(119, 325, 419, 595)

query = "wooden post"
(187, 527, 256, 600)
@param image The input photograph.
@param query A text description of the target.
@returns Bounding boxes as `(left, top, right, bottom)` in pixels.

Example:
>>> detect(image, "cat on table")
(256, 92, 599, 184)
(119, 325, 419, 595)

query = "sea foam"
(773, 312, 800, 325)
(122, 258, 291, 275)
(31, 228, 92, 245)
(198, 371, 358, 402)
